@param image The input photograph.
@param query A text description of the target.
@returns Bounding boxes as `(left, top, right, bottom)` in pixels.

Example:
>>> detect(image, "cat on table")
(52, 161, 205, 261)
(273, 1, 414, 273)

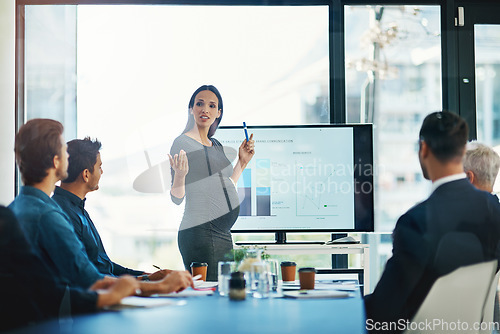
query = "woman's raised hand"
(168, 149, 189, 178)
(239, 133, 255, 166)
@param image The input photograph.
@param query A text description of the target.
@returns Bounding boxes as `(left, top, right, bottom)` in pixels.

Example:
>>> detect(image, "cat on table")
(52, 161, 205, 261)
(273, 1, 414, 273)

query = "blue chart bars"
(237, 159, 271, 217)
(238, 169, 252, 216)
(256, 159, 271, 216)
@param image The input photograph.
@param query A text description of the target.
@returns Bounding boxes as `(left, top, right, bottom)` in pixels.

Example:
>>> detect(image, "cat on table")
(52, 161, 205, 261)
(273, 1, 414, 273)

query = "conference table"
(11, 287, 367, 334)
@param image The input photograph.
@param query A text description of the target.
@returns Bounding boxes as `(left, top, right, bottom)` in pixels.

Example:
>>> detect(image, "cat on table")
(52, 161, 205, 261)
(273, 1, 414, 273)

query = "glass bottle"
(229, 272, 246, 301)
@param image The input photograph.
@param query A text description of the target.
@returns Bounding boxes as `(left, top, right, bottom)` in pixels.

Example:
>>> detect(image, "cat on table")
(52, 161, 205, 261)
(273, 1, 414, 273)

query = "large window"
(345, 5, 442, 232)
(474, 25, 500, 194)
(475, 25, 500, 148)
(344, 5, 442, 286)
(24, 3, 331, 271)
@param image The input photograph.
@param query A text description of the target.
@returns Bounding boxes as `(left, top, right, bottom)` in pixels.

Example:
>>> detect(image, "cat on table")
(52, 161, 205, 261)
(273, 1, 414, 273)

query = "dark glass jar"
(229, 271, 246, 301)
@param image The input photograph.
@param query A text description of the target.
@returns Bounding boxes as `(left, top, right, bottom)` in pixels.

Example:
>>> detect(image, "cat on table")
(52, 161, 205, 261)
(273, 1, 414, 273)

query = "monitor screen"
(216, 124, 374, 233)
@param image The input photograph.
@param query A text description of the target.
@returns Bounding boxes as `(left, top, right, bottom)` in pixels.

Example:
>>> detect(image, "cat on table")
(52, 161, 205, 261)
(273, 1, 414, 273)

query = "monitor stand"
(234, 232, 325, 245)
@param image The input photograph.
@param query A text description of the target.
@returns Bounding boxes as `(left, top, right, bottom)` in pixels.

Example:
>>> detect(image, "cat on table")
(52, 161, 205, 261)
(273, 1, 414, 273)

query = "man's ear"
(420, 141, 430, 159)
(53, 155, 60, 169)
(466, 170, 475, 184)
(82, 169, 90, 183)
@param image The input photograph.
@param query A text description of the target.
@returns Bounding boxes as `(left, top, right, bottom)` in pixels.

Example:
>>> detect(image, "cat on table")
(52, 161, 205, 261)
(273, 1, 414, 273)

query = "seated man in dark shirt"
(0, 205, 139, 331)
(52, 137, 171, 280)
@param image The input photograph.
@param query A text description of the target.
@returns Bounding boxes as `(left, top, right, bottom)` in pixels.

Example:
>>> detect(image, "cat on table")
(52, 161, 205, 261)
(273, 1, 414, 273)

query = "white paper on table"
(154, 287, 214, 298)
(281, 280, 359, 291)
(193, 281, 218, 288)
(105, 296, 182, 310)
(283, 290, 351, 299)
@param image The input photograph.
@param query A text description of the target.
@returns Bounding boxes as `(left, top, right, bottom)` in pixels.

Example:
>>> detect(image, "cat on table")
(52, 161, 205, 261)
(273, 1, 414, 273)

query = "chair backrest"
(404, 260, 497, 334)
(480, 268, 500, 334)
(433, 232, 485, 276)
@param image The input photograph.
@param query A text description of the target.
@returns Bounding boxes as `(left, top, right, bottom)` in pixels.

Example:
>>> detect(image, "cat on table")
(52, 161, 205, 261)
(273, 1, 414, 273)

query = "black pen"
(153, 264, 162, 270)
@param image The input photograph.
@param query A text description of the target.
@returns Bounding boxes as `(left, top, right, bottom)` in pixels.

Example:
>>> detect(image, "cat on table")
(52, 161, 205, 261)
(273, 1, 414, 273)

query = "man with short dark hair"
(53, 137, 168, 280)
(364, 111, 500, 333)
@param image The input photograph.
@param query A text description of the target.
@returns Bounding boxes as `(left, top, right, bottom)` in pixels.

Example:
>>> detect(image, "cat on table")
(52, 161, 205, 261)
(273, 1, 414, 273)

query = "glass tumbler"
(218, 261, 235, 296)
(251, 261, 270, 299)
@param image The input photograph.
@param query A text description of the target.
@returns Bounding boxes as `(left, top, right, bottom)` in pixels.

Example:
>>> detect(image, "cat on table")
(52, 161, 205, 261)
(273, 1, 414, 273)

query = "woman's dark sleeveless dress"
(170, 135, 240, 281)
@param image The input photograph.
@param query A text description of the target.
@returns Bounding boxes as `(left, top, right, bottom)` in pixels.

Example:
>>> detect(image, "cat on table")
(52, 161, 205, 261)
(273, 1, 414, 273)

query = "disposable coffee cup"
(298, 267, 316, 290)
(280, 261, 297, 282)
(190, 262, 208, 281)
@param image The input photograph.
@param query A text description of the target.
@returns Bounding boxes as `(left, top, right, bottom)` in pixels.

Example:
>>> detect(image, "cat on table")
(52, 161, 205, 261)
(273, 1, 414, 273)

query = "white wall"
(0, 0, 15, 206)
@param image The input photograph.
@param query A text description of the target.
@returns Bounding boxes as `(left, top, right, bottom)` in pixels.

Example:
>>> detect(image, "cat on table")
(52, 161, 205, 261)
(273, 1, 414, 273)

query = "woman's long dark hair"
(181, 85, 223, 138)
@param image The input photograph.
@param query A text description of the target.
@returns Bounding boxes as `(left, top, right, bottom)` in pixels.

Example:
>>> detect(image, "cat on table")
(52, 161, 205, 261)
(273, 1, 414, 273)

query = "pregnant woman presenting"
(169, 85, 254, 281)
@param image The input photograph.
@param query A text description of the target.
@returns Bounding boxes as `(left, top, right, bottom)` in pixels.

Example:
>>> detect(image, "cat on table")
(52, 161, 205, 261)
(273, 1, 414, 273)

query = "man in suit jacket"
(364, 111, 500, 333)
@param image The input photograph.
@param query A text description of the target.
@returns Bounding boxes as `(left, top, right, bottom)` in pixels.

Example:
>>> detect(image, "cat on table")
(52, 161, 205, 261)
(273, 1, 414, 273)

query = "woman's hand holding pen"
(238, 133, 255, 167)
(168, 149, 189, 178)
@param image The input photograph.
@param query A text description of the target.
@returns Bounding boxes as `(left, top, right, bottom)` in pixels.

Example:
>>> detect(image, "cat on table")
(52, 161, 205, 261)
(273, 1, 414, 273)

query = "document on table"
(283, 290, 351, 299)
(194, 281, 218, 288)
(281, 280, 359, 291)
(106, 297, 185, 310)
(154, 287, 214, 298)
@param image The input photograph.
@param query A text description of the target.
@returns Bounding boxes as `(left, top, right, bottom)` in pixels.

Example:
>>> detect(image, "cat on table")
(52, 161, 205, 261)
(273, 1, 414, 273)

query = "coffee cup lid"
(280, 261, 296, 267)
(190, 262, 208, 267)
(298, 267, 316, 273)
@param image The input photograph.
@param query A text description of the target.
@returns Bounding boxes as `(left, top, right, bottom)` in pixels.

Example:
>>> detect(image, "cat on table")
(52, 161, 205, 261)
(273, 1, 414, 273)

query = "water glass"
(251, 262, 270, 299)
(218, 261, 235, 296)
(267, 259, 280, 292)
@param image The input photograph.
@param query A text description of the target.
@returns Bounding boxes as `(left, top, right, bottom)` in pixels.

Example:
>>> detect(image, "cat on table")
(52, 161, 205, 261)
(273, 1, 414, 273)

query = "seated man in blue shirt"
(53, 137, 169, 280)
(9, 118, 193, 294)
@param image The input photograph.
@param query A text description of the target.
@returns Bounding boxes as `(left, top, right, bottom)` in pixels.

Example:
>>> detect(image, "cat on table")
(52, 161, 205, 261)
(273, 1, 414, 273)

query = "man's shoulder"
(401, 180, 500, 230)
(433, 178, 476, 196)
(396, 200, 429, 231)
(52, 190, 75, 212)
(434, 179, 499, 208)
(9, 193, 55, 216)
(401, 197, 428, 218)
(9, 195, 69, 230)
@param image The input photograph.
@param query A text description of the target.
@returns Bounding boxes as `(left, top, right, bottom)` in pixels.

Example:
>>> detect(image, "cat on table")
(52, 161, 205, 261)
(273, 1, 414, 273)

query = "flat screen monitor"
(216, 124, 374, 233)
